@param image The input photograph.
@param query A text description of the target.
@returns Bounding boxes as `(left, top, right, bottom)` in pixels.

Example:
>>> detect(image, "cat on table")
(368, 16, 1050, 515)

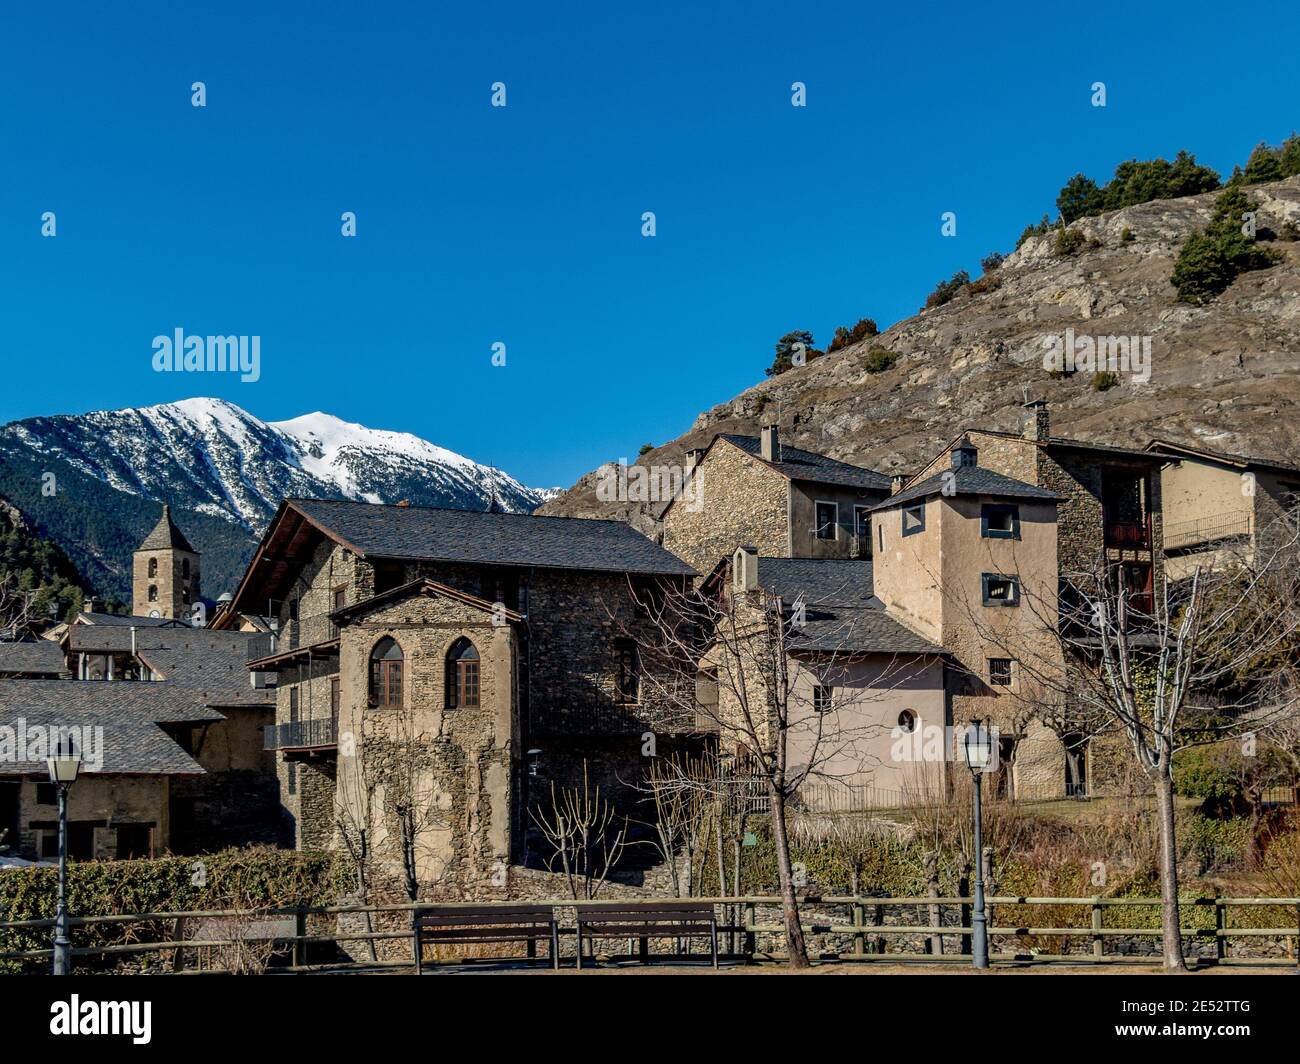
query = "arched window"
(148, 586, 158, 602)
(369, 637, 403, 708)
(446, 638, 480, 708)
(147, 557, 157, 578)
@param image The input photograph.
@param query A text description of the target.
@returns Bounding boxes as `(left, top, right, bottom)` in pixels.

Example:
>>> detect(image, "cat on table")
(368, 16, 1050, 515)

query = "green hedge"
(0, 847, 347, 973)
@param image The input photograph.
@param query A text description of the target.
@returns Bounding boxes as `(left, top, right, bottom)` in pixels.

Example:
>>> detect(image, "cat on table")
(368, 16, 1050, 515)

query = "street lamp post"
(46, 737, 81, 976)
(963, 718, 993, 970)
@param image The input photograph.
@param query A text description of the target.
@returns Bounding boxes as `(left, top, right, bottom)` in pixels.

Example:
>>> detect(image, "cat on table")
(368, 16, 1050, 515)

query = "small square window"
(815, 502, 838, 540)
(36, 782, 57, 806)
(982, 574, 1020, 606)
(902, 504, 926, 537)
(981, 504, 1020, 539)
(813, 685, 833, 714)
(989, 658, 1013, 686)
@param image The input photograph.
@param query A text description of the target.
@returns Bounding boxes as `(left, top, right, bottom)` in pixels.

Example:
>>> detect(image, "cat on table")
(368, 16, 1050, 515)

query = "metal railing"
(263, 717, 338, 751)
(1164, 511, 1253, 550)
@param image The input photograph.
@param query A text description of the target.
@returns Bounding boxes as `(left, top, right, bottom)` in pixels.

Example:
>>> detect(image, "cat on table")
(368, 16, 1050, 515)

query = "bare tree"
(643, 751, 719, 897)
(610, 567, 939, 968)
(969, 519, 1300, 971)
(529, 761, 631, 901)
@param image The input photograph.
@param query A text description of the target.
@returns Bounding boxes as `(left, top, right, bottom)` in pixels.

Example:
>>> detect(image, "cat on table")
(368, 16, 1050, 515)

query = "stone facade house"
(661, 427, 891, 574)
(705, 550, 948, 808)
(214, 498, 698, 894)
(0, 511, 277, 862)
(908, 401, 1165, 613)
(1146, 439, 1300, 580)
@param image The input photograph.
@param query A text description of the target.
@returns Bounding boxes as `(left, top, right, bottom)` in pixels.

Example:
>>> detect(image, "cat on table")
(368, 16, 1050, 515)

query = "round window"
(897, 709, 917, 733)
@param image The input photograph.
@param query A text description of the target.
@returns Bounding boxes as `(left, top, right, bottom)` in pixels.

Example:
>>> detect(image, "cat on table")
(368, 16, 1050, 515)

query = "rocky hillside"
(542, 176, 1300, 533)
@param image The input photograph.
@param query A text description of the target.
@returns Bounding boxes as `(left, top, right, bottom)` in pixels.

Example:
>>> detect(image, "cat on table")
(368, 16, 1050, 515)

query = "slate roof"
(65, 626, 275, 708)
(73, 612, 187, 628)
(721, 435, 892, 492)
(0, 679, 218, 775)
(753, 558, 943, 656)
(1146, 439, 1300, 476)
(870, 465, 1063, 512)
(287, 498, 696, 576)
(137, 504, 197, 553)
(0, 623, 273, 776)
(0, 640, 68, 677)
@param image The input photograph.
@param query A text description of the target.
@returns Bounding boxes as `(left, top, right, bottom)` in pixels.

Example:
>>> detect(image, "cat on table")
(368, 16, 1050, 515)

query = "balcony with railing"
(264, 716, 338, 752)
(1163, 510, 1253, 551)
(246, 615, 340, 665)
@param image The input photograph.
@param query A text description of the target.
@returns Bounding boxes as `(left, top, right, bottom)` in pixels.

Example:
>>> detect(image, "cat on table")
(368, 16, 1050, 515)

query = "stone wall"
(132, 545, 200, 620)
(336, 588, 518, 894)
(663, 439, 789, 574)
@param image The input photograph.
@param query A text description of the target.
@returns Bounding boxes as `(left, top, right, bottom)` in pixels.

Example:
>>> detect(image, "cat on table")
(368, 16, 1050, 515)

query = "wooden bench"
(575, 901, 719, 969)
(413, 904, 560, 972)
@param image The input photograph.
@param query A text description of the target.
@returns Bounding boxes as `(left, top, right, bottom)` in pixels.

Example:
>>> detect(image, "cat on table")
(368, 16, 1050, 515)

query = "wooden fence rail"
(2, 895, 1298, 971)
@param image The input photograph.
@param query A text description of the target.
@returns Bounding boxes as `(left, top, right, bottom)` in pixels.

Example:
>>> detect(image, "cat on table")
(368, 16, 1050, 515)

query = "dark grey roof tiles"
(137, 504, 197, 553)
(721, 435, 892, 492)
(0, 640, 68, 677)
(0, 679, 218, 775)
(753, 558, 943, 655)
(288, 498, 696, 576)
(871, 466, 1063, 511)
(74, 612, 187, 628)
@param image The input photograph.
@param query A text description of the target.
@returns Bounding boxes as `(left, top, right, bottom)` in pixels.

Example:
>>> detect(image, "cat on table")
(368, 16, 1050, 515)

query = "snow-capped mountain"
(1, 397, 548, 532)
(0, 398, 554, 601)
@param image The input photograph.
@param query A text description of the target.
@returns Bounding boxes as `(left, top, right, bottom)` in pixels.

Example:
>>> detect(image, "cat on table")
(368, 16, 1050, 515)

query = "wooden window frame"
(814, 500, 839, 541)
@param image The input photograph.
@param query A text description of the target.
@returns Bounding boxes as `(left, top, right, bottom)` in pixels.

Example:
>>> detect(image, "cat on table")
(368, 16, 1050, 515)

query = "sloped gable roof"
(870, 465, 1062, 512)
(720, 435, 892, 491)
(285, 498, 696, 576)
(750, 558, 943, 656)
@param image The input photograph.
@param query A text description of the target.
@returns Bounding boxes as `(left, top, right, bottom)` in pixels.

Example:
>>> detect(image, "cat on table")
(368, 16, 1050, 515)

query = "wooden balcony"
(1104, 519, 1151, 551)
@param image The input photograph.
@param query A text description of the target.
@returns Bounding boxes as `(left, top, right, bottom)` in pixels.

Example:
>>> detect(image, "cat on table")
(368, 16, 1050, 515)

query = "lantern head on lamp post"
(46, 735, 81, 975)
(963, 718, 992, 969)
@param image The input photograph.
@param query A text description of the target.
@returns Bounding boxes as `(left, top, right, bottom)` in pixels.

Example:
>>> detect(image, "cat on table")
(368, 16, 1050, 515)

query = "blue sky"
(2, 1, 1297, 487)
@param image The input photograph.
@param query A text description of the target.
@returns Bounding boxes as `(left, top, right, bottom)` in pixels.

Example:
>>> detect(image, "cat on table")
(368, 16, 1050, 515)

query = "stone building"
(868, 438, 1068, 798)
(908, 401, 1166, 610)
(1146, 439, 1300, 580)
(706, 550, 948, 807)
(132, 504, 202, 620)
(214, 498, 698, 894)
(661, 427, 891, 574)
(0, 616, 277, 862)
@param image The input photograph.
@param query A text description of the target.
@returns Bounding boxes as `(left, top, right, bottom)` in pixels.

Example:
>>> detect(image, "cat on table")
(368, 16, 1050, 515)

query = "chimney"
(82, 598, 97, 615)
(760, 424, 779, 462)
(1023, 399, 1050, 442)
(891, 474, 907, 495)
(951, 437, 979, 470)
(684, 447, 706, 474)
(733, 546, 759, 593)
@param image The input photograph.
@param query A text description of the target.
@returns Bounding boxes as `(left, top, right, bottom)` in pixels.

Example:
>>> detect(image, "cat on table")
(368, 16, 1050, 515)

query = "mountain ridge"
(540, 175, 1300, 535)
(0, 398, 556, 602)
